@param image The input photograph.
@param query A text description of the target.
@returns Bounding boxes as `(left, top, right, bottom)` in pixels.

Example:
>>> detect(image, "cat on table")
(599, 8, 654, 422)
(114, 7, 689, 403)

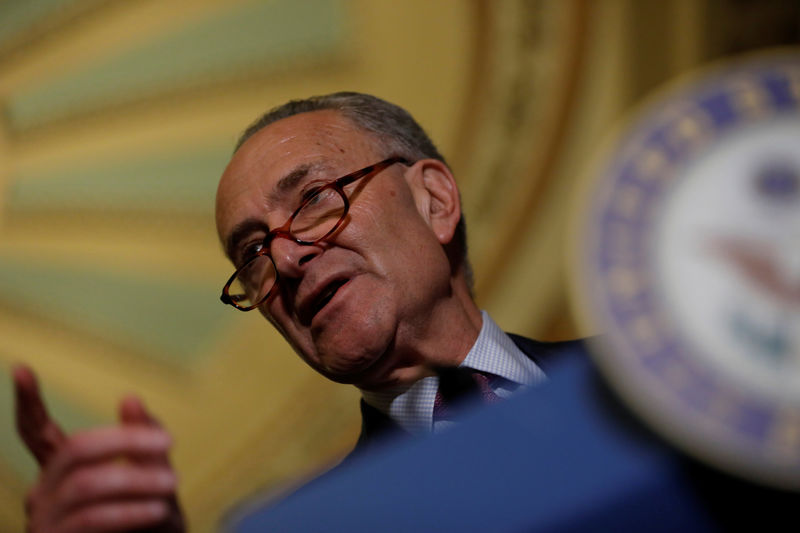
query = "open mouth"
(312, 279, 349, 317)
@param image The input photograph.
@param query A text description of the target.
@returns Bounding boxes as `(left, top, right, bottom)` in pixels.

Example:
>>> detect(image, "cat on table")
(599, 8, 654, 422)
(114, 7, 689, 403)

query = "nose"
(269, 235, 322, 278)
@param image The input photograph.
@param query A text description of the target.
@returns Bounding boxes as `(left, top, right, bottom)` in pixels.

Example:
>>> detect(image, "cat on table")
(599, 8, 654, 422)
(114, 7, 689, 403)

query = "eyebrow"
(268, 161, 333, 204)
(273, 164, 312, 197)
(224, 162, 332, 260)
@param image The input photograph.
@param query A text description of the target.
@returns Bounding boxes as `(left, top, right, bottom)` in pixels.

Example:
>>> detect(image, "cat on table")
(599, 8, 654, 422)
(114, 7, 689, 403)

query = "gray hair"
(236, 92, 472, 290)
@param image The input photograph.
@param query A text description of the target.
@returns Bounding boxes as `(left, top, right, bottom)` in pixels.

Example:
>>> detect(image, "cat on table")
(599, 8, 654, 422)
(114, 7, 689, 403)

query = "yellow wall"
(1, 0, 797, 530)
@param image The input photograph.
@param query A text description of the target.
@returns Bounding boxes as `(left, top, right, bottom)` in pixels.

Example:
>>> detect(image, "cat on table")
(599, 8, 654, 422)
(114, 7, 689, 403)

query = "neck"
(357, 275, 483, 392)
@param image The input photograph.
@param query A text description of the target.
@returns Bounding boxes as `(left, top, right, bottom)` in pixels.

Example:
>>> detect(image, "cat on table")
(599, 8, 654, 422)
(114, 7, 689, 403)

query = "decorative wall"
(0, 0, 797, 530)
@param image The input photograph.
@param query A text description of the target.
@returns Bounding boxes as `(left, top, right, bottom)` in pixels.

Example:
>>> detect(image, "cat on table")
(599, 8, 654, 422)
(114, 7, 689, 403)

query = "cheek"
(259, 304, 281, 330)
(265, 305, 318, 362)
(262, 296, 298, 338)
(354, 192, 424, 242)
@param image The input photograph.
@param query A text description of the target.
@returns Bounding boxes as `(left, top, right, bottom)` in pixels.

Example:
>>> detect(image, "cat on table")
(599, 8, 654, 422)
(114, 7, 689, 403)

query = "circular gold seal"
(573, 50, 800, 490)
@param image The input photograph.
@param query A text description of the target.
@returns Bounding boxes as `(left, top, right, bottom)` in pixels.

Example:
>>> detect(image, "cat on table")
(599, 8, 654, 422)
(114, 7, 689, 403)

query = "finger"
(59, 499, 169, 533)
(118, 396, 175, 472)
(43, 426, 171, 489)
(118, 396, 184, 533)
(119, 395, 160, 428)
(118, 397, 184, 533)
(13, 364, 66, 466)
(56, 462, 176, 512)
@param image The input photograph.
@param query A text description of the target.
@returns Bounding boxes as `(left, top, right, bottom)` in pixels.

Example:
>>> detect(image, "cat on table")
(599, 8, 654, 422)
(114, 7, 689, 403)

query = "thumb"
(12, 364, 66, 466)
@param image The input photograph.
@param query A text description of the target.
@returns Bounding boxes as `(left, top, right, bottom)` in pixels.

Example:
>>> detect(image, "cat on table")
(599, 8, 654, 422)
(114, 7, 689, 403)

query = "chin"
(311, 306, 395, 380)
(315, 345, 385, 384)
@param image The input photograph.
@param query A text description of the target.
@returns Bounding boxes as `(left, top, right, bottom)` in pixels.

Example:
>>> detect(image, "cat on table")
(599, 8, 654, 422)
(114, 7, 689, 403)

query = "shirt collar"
(361, 311, 545, 435)
(461, 311, 546, 386)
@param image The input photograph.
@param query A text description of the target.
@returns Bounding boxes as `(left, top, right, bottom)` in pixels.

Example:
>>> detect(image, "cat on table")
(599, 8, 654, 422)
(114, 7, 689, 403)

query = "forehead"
(215, 110, 382, 241)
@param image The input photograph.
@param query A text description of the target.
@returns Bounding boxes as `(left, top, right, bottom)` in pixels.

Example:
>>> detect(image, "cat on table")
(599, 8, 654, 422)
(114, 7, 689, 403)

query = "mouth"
(304, 278, 349, 323)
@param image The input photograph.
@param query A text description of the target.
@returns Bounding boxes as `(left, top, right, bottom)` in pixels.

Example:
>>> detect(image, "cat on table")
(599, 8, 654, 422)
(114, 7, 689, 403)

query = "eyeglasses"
(220, 156, 411, 311)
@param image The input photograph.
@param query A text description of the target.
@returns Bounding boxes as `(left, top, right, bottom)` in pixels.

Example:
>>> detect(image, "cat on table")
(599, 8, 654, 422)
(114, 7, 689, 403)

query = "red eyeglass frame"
(220, 156, 411, 310)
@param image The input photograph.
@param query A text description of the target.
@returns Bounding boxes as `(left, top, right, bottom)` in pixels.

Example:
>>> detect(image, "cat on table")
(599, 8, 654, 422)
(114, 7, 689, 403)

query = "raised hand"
(13, 365, 185, 533)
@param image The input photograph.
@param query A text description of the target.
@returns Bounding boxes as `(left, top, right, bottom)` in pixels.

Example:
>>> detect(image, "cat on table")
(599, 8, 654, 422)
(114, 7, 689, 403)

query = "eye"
(238, 240, 265, 266)
(300, 184, 324, 203)
(304, 186, 341, 209)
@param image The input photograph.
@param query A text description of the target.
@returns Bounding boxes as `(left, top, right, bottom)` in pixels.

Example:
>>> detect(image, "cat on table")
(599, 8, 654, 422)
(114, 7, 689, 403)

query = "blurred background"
(0, 0, 798, 530)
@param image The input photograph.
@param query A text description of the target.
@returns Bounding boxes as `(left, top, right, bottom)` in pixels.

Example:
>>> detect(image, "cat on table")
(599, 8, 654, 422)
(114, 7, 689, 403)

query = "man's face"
(216, 110, 454, 389)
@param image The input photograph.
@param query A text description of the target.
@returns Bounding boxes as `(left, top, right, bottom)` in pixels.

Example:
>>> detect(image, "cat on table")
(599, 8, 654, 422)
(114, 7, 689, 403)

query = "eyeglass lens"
(228, 255, 277, 308)
(229, 187, 347, 308)
(290, 188, 347, 241)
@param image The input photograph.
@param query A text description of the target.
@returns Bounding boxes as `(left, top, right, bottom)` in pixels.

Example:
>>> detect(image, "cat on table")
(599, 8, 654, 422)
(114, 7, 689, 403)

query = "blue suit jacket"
(351, 334, 585, 458)
(230, 334, 796, 532)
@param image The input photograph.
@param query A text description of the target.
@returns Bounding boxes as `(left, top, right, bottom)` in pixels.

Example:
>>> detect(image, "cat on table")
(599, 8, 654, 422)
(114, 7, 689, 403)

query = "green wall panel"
(8, 0, 345, 128)
(0, 0, 79, 50)
(0, 255, 233, 364)
(8, 143, 231, 212)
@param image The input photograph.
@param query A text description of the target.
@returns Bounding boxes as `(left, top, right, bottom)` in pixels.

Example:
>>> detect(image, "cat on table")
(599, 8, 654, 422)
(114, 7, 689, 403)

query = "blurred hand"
(13, 365, 186, 533)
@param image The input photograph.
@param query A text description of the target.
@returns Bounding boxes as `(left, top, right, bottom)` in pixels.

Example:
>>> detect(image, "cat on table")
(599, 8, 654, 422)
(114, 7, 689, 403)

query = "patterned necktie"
(433, 367, 502, 422)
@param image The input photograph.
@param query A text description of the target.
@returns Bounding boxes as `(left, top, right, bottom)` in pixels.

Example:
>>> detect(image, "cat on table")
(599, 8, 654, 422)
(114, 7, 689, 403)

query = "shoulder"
(337, 399, 404, 468)
(506, 333, 592, 372)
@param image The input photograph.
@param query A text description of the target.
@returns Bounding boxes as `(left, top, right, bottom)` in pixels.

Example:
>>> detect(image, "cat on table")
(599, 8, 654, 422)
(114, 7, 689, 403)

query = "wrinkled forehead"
(214, 110, 384, 242)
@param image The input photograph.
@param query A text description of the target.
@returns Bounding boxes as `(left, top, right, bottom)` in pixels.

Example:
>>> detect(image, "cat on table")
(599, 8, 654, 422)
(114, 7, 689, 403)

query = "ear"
(407, 159, 461, 245)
